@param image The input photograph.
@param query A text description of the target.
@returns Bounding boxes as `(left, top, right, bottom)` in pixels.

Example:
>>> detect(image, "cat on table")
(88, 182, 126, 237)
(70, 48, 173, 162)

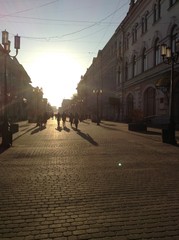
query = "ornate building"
(77, 0, 179, 124)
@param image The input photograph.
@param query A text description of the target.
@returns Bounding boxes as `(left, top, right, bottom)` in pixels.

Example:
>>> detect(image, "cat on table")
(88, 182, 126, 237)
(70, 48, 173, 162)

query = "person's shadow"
(31, 125, 46, 134)
(56, 126, 62, 132)
(63, 126, 70, 132)
(74, 128, 98, 146)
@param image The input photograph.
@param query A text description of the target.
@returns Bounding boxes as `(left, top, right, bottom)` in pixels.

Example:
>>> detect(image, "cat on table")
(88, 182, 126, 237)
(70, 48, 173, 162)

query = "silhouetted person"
(62, 112, 66, 128)
(74, 112, 79, 130)
(56, 112, 61, 129)
(37, 114, 43, 128)
(69, 113, 74, 128)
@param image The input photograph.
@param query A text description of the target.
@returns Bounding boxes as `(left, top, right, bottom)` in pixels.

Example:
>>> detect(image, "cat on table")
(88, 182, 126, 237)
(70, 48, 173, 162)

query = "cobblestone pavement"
(0, 119, 179, 240)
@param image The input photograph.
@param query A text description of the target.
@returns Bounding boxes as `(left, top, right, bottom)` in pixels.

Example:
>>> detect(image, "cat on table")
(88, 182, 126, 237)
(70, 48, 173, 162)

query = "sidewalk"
(0, 121, 36, 142)
(12, 121, 37, 140)
(99, 120, 179, 145)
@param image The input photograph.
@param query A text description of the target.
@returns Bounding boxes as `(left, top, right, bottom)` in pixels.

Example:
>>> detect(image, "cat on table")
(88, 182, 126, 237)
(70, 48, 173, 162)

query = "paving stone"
(0, 119, 179, 239)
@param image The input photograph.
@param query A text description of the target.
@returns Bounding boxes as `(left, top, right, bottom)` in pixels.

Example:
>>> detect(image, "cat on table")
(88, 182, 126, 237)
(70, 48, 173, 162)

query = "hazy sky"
(0, 0, 130, 107)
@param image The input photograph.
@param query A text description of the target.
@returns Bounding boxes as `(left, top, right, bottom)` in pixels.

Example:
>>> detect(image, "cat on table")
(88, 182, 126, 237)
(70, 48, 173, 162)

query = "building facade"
(77, 0, 179, 124)
(0, 44, 49, 124)
(0, 46, 32, 122)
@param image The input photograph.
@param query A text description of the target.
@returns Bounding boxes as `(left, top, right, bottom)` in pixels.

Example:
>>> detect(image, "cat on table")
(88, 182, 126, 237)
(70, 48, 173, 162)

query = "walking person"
(74, 112, 79, 130)
(56, 112, 61, 129)
(62, 112, 66, 128)
(69, 113, 74, 128)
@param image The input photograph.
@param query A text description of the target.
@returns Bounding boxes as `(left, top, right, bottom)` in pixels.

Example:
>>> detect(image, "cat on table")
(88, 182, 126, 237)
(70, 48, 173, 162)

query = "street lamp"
(1, 30, 20, 148)
(160, 37, 179, 145)
(93, 89, 102, 125)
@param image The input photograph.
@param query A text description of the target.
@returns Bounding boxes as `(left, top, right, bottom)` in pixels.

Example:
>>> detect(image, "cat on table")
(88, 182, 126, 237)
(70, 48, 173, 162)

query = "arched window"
(118, 41, 122, 56)
(153, 3, 157, 23)
(116, 66, 121, 87)
(142, 48, 147, 72)
(144, 87, 156, 117)
(132, 28, 135, 43)
(133, 55, 137, 77)
(132, 24, 138, 43)
(126, 93, 134, 121)
(154, 38, 161, 66)
(153, 1, 161, 23)
(141, 17, 145, 34)
(145, 11, 149, 32)
(125, 62, 128, 81)
(135, 23, 138, 41)
(171, 25, 178, 53)
(126, 33, 130, 49)
(158, 0, 161, 19)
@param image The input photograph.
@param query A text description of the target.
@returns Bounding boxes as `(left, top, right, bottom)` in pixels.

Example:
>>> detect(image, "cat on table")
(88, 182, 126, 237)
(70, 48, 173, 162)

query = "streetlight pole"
(1, 30, 20, 148)
(93, 89, 102, 125)
(161, 38, 179, 145)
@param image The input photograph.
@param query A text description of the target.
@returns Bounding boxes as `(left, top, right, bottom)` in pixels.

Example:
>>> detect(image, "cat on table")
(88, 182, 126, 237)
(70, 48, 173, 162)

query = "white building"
(78, 0, 179, 125)
(116, 0, 179, 123)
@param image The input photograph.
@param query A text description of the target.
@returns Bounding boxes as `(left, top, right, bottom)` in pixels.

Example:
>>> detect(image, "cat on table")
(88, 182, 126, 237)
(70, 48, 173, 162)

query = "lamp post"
(93, 89, 102, 125)
(1, 30, 20, 148)
(161, 37, 179, 145)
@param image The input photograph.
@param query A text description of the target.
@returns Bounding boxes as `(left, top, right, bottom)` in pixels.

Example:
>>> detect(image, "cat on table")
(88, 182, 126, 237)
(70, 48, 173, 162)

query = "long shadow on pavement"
(73, 128, 98, 146)
(63, 126, 70, 132)
(31, 126, 46, 135)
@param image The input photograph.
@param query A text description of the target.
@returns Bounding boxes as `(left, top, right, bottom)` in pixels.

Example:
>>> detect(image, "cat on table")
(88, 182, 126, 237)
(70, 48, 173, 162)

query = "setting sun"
(26, 51, 84, 107)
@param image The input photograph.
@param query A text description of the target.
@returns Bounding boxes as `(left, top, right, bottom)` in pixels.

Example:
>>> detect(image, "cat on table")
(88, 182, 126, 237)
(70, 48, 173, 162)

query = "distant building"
(0, 46, 32, 122)
(61, 99, 72, 113)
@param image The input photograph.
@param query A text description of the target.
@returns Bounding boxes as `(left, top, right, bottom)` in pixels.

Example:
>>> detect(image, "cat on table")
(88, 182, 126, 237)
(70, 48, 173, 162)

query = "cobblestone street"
(0, 119, 179, 240)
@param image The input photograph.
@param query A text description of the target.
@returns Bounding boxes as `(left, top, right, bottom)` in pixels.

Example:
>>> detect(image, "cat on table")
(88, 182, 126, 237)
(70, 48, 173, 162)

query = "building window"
(153, 0, 161, 23)
(142, 48, 148, 72)
(141, 17, 145, 34)
(144, 87, 156, 117)
(142, 12, 149, 34)
(133, 55, 137, 77)
(126, 33, 130, 50)
(118, 41, 122, 56)
(116, 66, 121, 87)
(158, 0, 161, 19)
(125, 62, 128, 81)
(135, 23, 138, 41)
(145, 11, 149, 32)
(154, 38, 161, 66)
(171, 25, 178, 53)
(132, 24, 138, 43)
(132, 29, 135, 43)
(153, 3, 157, 23)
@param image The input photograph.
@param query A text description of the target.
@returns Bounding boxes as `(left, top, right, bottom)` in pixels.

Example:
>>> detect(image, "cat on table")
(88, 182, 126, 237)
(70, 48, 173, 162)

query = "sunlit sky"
(0, 0, 130, 107)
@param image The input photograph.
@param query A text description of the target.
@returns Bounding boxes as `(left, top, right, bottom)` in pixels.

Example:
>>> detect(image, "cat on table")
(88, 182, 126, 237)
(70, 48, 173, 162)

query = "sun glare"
(28, 51, 83, 107)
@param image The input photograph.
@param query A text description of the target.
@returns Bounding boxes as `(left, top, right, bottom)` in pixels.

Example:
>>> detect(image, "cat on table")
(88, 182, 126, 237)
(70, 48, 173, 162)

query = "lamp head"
(2, 30, 9, 45)
(14, 34, 20, 49)
(161, 43, 167, 57)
